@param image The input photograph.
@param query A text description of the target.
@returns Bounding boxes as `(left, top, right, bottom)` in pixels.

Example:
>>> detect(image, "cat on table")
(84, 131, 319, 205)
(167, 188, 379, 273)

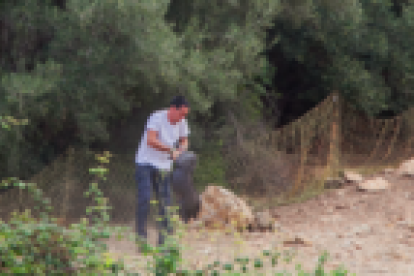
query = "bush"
(0, 151, 129, 275)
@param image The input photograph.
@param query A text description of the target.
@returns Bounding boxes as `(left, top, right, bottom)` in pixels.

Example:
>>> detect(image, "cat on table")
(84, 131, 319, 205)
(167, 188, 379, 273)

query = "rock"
(357, 176, 391, 192)
(352, 224, 372, 235)
(201, 247, 212, 255)
(337, 190, 345, 196)
(396, 220, 411, 227)
(250, 210, 275, 231)
(343, 171, 364, 183)
(194, 185, 255, 231)
(186, 219, 203, 229)
(273, 222, 283, 231)
(382, 168, 395, 174)
(396, 159, 414, 176)
(335, 204, 348, 209)
(324, 177, 344, 189)
(405, 192, 413, 200)
(283, 236, 312, 247)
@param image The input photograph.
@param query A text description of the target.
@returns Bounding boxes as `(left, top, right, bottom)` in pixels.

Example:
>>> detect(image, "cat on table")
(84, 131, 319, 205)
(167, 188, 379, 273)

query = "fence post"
(289, 126, 306, 198)
(328, 92, 340, 178)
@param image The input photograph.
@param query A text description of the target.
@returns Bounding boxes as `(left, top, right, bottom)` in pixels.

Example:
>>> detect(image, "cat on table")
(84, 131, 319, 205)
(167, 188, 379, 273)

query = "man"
(135, 95, 190, 250)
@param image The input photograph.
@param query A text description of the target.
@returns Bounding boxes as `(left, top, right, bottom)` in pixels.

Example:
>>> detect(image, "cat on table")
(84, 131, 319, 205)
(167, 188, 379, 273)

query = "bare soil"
(105, 174, 414, 275)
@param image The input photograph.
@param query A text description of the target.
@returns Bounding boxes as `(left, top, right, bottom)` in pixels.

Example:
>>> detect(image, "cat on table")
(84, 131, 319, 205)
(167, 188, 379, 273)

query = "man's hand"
(177, 137, 188, 152)
(170, 148, 182, 161)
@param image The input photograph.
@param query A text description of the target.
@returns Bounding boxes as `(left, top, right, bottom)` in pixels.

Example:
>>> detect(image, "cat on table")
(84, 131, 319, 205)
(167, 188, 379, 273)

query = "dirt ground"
(105, 174, 414, 275)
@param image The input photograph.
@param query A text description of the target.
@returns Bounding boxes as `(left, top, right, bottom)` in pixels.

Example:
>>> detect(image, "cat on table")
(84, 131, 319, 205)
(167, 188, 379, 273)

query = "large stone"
(343, 171, 364, 183)
(194, 185, 255, 231)
(357, 176, 391, 192)
(396, 159, 414, 177)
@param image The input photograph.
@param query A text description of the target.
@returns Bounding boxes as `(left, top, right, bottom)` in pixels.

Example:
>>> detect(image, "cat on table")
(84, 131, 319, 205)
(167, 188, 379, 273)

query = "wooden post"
(289, 126, 307, 198)
(328, 92, 340, 177)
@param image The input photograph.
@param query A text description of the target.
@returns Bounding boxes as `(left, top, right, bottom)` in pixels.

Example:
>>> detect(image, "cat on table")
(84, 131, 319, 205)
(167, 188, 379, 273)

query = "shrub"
(0, 151, 128, 275)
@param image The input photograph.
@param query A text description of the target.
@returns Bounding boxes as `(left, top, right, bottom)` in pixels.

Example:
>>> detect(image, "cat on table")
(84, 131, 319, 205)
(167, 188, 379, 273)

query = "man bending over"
(135, 95, 190, 250)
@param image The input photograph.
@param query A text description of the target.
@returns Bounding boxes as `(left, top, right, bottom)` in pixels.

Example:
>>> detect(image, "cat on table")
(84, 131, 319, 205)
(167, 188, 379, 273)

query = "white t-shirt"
(135, 109, 190, 171)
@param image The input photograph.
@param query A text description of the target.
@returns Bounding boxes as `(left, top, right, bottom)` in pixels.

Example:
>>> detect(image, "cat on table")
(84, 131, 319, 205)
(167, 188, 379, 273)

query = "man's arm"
(177, 119, 190, 152)
(147, 130, 173, 153)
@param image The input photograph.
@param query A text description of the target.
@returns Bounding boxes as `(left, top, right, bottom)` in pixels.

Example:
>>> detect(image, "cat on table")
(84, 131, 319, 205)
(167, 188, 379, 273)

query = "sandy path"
(105, 174, 414, 275)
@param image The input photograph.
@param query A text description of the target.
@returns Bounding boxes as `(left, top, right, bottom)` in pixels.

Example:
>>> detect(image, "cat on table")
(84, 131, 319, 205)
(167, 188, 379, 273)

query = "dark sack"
(169, 151, 201, 223)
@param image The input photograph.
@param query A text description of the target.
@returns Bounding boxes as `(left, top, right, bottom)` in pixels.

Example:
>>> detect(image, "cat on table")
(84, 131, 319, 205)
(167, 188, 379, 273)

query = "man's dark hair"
(170, 95, 189, 109)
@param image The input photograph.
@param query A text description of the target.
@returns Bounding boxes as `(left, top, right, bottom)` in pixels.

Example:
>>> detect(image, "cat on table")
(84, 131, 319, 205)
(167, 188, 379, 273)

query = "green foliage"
(0, 0, 281, 180)
(0, 151, 129, 275)
(166, 0, 281, 113)
(0, 116, 28, 130)
(194, 141, 227, 189)
(270, 0, 414, 117)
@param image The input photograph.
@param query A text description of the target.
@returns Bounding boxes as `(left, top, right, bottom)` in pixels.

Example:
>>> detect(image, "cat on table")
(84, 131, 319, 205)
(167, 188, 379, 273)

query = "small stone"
(254, 210, 274, 230)
(320, 216, 330, 222)
(342, 240, 353, 248)
(324, 177, 344, 189)
(352, 224, 372, 235)
(283, 236, 312, 247)
(357, 176, 391, 192)
(273, 222, 283, 230)
(202, 247, 212, 255)
(344, 171, 364, 183)
(396, 159, 414, 176)
(345, 232, 354, 238)
(396, 220, 410, 227)
(407, 224, 414, 231)
(382, 168, 395, 174)
(335, 204, 348, 209)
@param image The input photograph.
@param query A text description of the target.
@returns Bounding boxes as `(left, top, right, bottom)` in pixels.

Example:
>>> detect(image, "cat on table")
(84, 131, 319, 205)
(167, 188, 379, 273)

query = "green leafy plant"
(0, 150, 129, 275)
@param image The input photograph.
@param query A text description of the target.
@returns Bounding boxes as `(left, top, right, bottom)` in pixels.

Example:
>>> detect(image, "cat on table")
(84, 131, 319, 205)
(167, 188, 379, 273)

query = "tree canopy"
(2, 0, 414, 180)
(267, 0, 414, 126)
(0, 0, 280, 179)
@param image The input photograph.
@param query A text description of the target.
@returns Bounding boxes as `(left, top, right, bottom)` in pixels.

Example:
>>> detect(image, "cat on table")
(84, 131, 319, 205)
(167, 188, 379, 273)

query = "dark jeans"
(135, 163, 175, 247)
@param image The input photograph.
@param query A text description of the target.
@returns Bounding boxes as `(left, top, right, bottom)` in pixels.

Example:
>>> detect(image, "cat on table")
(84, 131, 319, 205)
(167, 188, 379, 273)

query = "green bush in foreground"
(0, 149, 356, 275)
